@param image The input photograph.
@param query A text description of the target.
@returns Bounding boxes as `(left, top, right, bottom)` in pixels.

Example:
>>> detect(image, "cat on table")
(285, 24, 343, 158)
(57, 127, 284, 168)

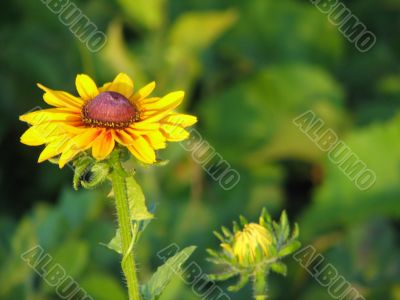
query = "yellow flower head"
(225, 223, 273, 266)
(19, 73, 197, 168)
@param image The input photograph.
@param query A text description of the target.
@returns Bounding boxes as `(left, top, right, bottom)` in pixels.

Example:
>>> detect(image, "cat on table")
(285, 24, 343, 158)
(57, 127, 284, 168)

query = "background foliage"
(1, 0, 399, 299)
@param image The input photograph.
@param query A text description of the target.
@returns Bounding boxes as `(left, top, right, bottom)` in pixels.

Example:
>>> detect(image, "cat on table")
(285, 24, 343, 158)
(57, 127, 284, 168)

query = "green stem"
(110, 150, 141, 300)
(253, 267, 268, 300)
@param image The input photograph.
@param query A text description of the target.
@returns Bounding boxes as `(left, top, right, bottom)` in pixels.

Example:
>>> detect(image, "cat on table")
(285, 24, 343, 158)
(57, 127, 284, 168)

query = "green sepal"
(221, 226, 232, 238)
(81, 162, 110, 189)
(239, 215, 248, 226)
(228, 274, 249, 292)
(207, 270, 238, 281)
(278, 240, 301, 257)
(279, 210, 290, 240)
(206, 248, 220, 258)
(271, 262, 287, 276)
(72, 155, 94, 190)
(213, 230, 225, 242)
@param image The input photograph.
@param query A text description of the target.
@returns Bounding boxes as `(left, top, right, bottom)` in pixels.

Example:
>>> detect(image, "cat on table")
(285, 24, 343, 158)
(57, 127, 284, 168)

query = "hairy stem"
(110, 150, 141, 300)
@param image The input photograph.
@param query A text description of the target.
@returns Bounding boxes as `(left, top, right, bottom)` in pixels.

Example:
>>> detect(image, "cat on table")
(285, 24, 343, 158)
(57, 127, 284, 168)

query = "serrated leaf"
(141, 246, 196, 300)
(126, 177, 154, 221)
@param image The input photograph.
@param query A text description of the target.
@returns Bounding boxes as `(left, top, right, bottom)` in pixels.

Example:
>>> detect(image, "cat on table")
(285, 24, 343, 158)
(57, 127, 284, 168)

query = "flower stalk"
(110, 150, 141, 300)
(253, 267, 268, 300)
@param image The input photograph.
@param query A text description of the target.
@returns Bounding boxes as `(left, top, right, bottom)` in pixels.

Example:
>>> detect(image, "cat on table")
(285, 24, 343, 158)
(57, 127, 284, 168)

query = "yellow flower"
(225, 223, 273, 266)
(19, 73, 197, 168)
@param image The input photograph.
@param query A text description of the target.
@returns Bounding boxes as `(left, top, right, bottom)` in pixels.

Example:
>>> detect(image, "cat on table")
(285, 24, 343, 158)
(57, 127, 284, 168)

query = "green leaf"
(126, 177, 154, 221)
(103, 229, 122, 255)
(141, 246, 196, 300)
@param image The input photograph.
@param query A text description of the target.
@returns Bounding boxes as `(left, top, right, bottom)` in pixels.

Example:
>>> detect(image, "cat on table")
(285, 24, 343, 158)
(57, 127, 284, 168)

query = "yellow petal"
(160, 124, 189, 142)
(37, 84, 84, 109)
(58, 147, 82, 168)
(98, 82, 111, 93)
(114, 129, 135, 146)
(58, 123, 87, 134)
(127, 122, 160, 133)
(75, 74, 99, 101)
(145, 131, 166, 150)
(106, 73, 134, 98)
(67, 128, 102, 151)
(38, 135, 70, 163)
(92, 130, 115, 160)
(131, 81, 156, 102)
(137, 97, 160, 105)
(140, 109, 172, 123)
(58, 128, 101, 168)
(161, 113, 197, 127)
(20, 123, 64, 146)
(143, 91, 184, 112)
(127, 136, 156, 164)
(19, 108, 81, 125)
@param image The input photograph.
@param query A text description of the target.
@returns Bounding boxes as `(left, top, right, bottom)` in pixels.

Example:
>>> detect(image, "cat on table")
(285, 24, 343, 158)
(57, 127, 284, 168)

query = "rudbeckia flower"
(19, 73, 197, 168)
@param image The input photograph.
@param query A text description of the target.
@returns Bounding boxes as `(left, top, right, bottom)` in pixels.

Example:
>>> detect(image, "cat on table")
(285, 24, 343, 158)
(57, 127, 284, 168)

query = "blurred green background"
(1, 0, 400, 299)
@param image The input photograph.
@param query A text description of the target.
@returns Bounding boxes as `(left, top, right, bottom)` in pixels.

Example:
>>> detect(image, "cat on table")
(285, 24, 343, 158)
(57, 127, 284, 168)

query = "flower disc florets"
(82, 91, 139, 129)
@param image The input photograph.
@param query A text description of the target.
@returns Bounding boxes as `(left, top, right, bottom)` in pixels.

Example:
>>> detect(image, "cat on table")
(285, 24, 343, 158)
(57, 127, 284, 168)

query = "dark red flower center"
(82, 91, 139, 129)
